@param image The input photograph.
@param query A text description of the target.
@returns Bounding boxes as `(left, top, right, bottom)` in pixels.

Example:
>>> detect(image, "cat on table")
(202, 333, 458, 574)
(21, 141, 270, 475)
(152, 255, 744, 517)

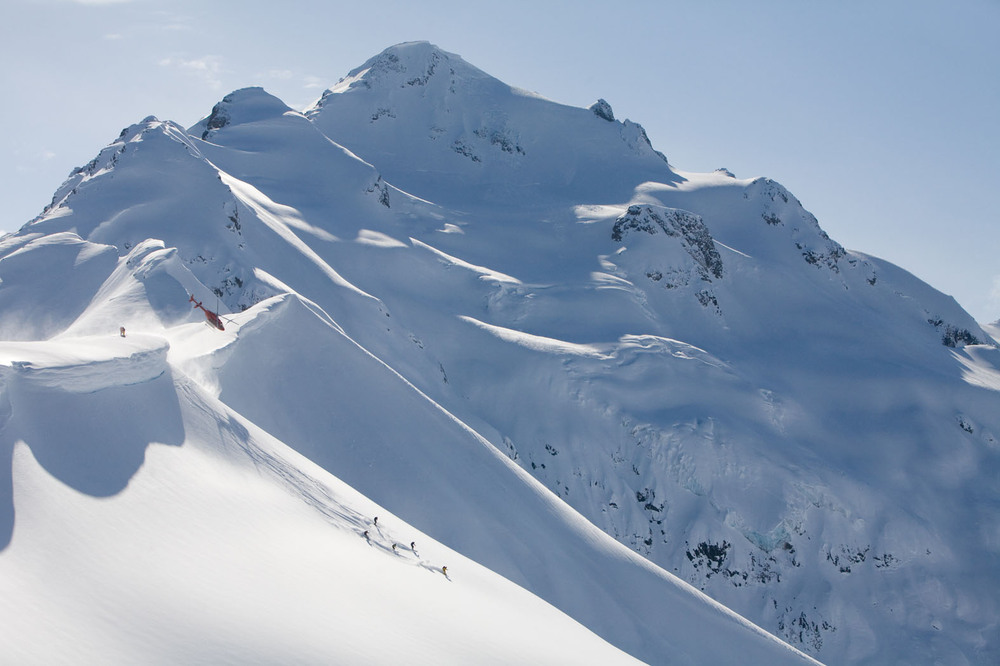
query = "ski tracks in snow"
(179, 377, 451, 579)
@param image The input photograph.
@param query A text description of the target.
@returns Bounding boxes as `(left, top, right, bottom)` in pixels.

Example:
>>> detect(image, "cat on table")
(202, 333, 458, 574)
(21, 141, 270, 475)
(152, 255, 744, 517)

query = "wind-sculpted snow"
(954, 345, 1000, 392)
(0, 338, 650, 664)
(445, 276, 1000, 662)
(411, 238, 522, 285)
(459, 316, 613, 357)
(459, 318, 732, 371)
(0, 335, 169, 393)
(21, 117, 265, 312)
(185, 292, 817, 665)
(0, 287, 817, 663)
(0, 233, 119, 340)
(0, 334, 183, 550)
(189, 86, 408, 223)
(18, 115, 393, 319)
(1, 40, 999, 665)
(35, 117, 205, 225)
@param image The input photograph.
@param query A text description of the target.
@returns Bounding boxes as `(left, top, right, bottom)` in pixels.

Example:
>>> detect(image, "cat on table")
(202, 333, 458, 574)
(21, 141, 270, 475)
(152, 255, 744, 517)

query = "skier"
(363, 530, 370, 542)
(441, 566, 448, 576)
(373, 516, 378, 527)
(119, 326, 126, 337)
(392, 543, 398, 552)
(410, 541, 416, 551)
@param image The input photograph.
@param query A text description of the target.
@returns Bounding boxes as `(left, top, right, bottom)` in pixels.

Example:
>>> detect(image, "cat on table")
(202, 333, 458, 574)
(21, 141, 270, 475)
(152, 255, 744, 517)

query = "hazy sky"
(2, 0, 998, 322)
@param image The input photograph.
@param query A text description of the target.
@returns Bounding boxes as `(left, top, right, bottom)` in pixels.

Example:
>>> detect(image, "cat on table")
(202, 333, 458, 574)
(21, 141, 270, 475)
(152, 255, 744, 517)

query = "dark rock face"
(612, 204, 723, 281)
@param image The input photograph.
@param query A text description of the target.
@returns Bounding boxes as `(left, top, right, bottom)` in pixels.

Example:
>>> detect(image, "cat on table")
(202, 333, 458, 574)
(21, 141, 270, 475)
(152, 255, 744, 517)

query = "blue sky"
(2, 0, 998, 322)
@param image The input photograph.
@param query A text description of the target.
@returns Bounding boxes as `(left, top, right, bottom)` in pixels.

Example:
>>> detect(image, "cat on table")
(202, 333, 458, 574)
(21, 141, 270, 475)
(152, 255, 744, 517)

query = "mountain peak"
(315, 41, 483, 98)
(5, 42, 1000, 666)
(194, 87, 295, 140)
(589, 98, 616, 122)
(28, 116, 202, 228)
(305, 43, 676, 204)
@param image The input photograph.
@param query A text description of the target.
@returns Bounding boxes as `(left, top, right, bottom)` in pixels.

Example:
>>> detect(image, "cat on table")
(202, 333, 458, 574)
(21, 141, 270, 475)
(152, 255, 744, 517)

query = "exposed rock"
(589, 98, 615, 122)
(612, 204, 723, 281)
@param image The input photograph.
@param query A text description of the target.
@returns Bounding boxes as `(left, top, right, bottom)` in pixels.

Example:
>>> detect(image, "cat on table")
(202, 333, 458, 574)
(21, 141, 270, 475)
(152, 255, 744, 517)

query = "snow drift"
(2, 40, 998, 665)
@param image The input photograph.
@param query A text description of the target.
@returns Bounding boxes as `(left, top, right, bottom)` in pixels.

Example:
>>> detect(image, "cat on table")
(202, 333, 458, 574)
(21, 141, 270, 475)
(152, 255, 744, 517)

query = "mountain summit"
(305, 41, 674, 205)
(1, 42, 998, 665)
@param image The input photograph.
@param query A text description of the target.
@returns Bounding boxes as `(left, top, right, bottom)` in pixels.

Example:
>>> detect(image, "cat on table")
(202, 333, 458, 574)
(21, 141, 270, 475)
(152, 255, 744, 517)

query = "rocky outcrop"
(612, 204, 723, 281)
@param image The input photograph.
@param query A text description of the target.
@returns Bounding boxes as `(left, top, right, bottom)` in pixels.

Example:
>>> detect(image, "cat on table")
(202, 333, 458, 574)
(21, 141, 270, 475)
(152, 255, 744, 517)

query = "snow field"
(3, 39, 998, 665)
(0, 335, 644, 664)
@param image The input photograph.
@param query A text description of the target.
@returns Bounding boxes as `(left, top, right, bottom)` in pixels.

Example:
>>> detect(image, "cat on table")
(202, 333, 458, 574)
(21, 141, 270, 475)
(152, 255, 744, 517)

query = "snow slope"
(0, 294, 814, 664)
(2, 40, 998, 664)
(0, 332, 647, 665)
(305, 41, 677, 206)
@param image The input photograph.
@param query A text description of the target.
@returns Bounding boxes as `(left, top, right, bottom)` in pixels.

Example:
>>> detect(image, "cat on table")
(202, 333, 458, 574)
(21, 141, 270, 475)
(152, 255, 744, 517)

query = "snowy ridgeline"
(0, 335, 641, 665)
(0, 302, 816, 666)
(1, 41, 999, 665)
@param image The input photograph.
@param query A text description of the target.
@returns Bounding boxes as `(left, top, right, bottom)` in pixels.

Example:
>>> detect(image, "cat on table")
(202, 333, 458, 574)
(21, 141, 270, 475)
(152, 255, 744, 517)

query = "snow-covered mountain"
(2, 41, 998, 664)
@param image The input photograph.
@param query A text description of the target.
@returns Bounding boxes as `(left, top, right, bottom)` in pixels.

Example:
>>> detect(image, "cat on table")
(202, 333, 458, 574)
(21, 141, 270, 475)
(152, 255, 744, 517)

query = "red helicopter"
(189, 295, 226, 331)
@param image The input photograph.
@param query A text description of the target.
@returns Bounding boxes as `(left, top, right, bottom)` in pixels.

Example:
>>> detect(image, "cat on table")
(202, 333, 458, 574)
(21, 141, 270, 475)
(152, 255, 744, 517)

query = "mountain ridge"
(2, 41, 998, 664)
(304, 41, 675, 206)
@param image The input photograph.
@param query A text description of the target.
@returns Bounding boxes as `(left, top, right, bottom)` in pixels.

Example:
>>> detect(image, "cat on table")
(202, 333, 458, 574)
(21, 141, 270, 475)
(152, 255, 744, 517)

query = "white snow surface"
(3, 41, 999, 665)
(0, 332, 652, 665)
